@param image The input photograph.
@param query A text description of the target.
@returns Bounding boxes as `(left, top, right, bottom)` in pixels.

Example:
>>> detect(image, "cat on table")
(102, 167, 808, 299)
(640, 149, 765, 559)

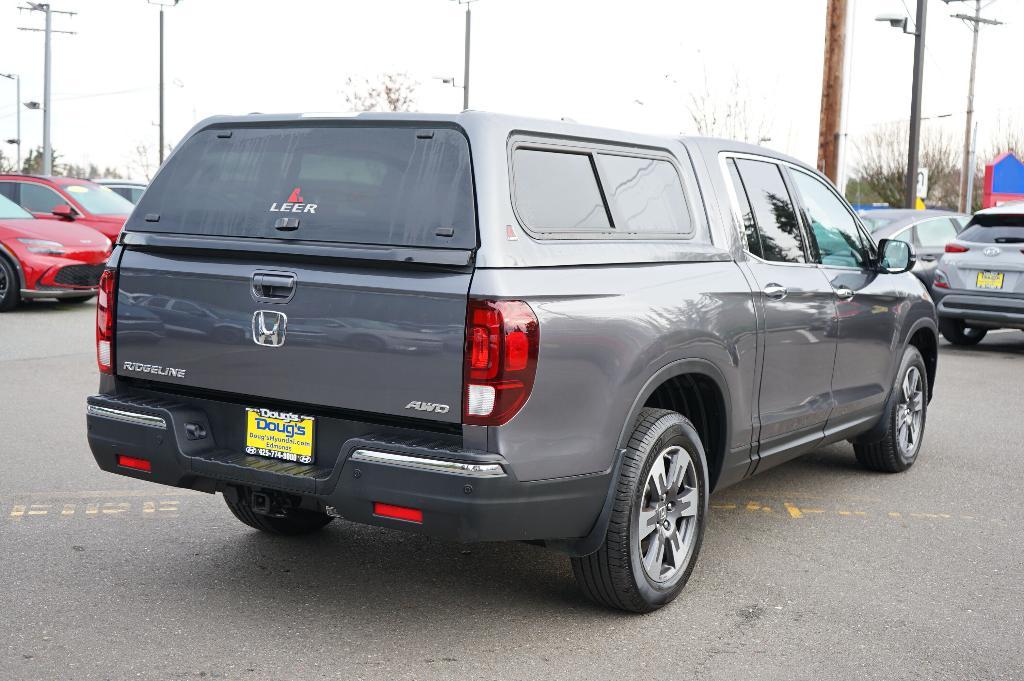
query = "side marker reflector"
(117, 455, 152, 472)
(373, 502, 423, 524)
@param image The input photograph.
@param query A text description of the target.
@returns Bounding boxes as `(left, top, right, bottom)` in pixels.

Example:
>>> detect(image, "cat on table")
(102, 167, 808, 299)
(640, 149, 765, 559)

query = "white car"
(932, 203, 1024, 345)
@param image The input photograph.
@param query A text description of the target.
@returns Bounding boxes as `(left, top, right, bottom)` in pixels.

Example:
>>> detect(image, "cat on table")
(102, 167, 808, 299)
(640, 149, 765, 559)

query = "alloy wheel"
(637, 445, 699, 583)
(897, 366, 924, 457)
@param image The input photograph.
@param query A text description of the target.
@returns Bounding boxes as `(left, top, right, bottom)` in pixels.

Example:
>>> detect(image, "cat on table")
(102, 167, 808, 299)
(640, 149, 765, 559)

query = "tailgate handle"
(252, 272, 296, 301)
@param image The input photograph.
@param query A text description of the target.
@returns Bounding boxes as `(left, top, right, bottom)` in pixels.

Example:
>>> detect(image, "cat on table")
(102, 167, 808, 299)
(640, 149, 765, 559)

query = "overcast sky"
(0, 0, 1021, 178)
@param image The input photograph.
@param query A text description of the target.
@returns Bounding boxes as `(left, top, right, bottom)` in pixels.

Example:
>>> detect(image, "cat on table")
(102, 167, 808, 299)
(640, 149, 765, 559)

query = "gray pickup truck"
(86, 112, 937, 612)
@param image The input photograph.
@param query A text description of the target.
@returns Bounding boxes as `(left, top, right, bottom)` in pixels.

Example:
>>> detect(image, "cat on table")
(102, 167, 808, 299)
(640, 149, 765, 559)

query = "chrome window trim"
(349, 449, 506, 478)
(86, 404, 167, 430)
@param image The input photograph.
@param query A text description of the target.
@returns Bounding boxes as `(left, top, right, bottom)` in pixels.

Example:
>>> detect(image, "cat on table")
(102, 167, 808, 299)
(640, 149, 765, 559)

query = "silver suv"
(933, 203, 1024, 345)
(84, 113, 938, 612)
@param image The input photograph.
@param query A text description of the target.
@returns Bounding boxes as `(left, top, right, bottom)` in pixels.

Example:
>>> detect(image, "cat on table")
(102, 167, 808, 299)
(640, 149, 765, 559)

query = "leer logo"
(269, 187, 317, 214)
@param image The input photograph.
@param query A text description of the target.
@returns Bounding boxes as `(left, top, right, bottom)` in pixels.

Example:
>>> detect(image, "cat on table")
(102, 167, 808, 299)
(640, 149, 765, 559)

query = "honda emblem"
(252, 310, 288, 347)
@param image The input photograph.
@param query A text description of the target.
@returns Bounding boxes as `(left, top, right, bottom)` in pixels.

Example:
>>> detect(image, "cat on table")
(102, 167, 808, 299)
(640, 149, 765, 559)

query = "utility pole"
(17, 3, 76, 176)
(943, 0, 1002, 213)
(817, 0, 847, 183)
(452, 0, 477, 111)
(965, 119, 979, 210)
(904, 0, 927, 209)
(0, 73, 20, 169)
(149, 1, 182, 166)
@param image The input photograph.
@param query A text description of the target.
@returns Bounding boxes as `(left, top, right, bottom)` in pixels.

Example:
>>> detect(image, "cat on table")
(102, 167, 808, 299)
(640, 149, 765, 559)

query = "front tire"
(939, 318, 986, 345)
(853, 346, 928, 473)
(572, 408, 708, 613)
(0, 257, 20, 312)
(224, 491, 333, 536)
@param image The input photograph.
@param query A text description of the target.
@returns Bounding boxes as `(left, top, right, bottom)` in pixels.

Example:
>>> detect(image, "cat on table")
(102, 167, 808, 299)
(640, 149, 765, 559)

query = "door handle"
(919, 255, 936, 262)
(762, 283, 787, 300)
(252, 272, 296, 302)
(834, 286, 855, 301)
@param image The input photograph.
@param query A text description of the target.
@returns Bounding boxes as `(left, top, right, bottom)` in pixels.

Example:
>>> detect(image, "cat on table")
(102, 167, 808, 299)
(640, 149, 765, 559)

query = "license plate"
(245, 408, 315, 464)
(976, 271, 1004, 290)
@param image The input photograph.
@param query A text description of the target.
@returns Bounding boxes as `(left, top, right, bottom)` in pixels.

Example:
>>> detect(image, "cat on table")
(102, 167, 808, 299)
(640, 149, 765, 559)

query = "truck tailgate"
(115, 248, 469, 424)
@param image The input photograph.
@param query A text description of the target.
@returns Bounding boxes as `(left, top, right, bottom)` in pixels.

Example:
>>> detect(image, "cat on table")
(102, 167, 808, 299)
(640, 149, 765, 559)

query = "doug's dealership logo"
(269, 187, 317, 214)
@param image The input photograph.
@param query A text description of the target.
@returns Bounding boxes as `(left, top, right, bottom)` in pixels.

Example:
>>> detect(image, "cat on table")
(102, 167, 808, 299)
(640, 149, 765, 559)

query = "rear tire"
(939, 318, 986, 345)
(571, 408, 708, 613)
(853, 346, 928, 473)
(224, 491, 333, 536)
(0, 256, 20, 312)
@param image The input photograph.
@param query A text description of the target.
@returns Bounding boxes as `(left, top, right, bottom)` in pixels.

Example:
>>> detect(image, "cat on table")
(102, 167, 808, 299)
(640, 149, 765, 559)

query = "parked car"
(85, 113, 937, 612)
(0, 192, 111, 310)
(91, 179, 147, 204)
(932, 203, 1024, 345)
(859, 209, 968, 288)
(0, 174, 134, 241)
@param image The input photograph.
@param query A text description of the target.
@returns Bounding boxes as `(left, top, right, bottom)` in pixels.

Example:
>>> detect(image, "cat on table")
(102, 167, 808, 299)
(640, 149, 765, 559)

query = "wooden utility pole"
(942, 0, 1003, 212)
(817, 0, 847, 183)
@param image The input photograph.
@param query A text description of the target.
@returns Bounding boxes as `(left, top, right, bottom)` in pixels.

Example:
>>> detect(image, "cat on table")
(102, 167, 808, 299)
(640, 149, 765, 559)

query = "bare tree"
(984, 115, 1024, 159)
(128, 143, 157, 181)
(685, 70, 771, 144)
(344, 72, 418, 113)
(852, 123, 960, 209)
(0, 149, 16, 174)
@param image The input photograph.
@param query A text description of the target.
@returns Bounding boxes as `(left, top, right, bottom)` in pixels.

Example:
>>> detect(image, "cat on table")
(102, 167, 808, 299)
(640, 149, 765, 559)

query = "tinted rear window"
(960, 214, 1024, 244)
(128, 125, 476, 249)
(513, 149, 611, 232)
(595, 154, 691, 234)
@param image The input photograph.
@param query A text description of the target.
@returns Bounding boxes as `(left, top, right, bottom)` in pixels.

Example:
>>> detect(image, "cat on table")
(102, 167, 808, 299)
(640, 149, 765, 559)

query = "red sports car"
(0, 174, 134, 242)
(0, 193, 112, 311)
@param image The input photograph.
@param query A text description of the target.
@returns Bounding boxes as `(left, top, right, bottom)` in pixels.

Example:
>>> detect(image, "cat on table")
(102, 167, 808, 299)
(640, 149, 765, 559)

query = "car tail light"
(933, 269, 950, 289)
(373, 502, 423, 523)
(96, 268, 116, 373)
(463, 299, 539, 426)
(945, 243, 969, 253)
(117, 455, 151, 472)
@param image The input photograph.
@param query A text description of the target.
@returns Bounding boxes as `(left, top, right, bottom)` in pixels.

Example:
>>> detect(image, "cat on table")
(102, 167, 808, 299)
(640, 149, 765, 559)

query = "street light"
(148, 0, 182, 165)
(434, 75, 464, 108)
(876, 1, 928, 209)
(0, 73, 20, 169)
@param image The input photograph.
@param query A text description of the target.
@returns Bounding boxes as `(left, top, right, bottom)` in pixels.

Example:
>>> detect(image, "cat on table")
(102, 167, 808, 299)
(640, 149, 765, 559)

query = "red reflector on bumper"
(117, 455, 151, 472)
(373, 502, 423, 523)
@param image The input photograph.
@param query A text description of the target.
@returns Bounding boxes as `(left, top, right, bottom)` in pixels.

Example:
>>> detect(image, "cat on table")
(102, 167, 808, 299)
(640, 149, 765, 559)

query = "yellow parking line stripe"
(784, 502, 802, 519)
(10, 505, 26, 518)
(61, 504, 75, 516)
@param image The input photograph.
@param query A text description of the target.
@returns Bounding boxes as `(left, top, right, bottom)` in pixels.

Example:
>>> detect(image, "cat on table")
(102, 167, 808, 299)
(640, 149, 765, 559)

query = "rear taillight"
(945, 243, 969, 253)
(463, 299, 539, 426)
(933, 269, 950, 289)
(96, 268, 116, 373)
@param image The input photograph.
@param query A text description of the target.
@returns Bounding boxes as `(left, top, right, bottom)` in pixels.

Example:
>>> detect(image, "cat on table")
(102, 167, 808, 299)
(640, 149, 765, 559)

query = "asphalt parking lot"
(2, 301, 1022, 681)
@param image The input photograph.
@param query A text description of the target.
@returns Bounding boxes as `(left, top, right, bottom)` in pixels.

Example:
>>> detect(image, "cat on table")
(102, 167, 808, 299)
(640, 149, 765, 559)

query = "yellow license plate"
(976, 271, 1004, 289)
(245, 408, 315, 464)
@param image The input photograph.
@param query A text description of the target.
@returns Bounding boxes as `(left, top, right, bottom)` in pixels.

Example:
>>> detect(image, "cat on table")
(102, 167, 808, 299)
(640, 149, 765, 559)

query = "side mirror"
(51, 203, 76, 220)
(876, 238, 916, 274)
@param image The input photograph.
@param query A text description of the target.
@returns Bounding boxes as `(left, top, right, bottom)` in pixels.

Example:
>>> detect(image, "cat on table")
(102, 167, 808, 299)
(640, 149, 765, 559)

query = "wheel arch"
(904, 317, 938, 403)
(555, 358, 731, 558)
(0, 243, 25, 289)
